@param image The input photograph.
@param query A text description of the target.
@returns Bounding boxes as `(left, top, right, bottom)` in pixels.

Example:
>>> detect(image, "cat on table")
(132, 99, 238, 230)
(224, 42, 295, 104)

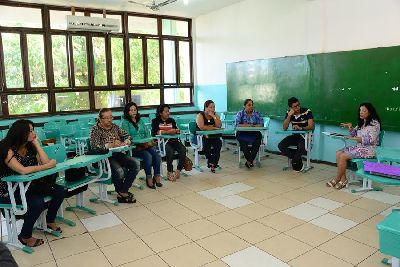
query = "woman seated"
(122, 102, 162, 189)
(196, 100, 222, 173)
(0, 119, 65, 247)
(235, 99, 264, 168)
(151, 104, 186, 181)
(327, 103, 381, 189)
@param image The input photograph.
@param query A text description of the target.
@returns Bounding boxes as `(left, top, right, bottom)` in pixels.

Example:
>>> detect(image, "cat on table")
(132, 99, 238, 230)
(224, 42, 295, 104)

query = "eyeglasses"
(101, 116, 113, 120)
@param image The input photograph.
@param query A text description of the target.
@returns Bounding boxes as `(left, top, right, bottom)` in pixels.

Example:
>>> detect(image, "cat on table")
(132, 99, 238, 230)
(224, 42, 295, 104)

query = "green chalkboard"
(227, 46, 400, 131)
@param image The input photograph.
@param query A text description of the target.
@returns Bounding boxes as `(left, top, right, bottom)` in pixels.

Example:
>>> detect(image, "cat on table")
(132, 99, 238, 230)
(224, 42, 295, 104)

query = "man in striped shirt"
(278, 97, 314, 172)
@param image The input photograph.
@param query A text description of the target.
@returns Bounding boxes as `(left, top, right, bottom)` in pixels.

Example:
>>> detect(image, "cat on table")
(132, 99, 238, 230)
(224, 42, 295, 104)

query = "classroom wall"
(193, 0, 400, 162)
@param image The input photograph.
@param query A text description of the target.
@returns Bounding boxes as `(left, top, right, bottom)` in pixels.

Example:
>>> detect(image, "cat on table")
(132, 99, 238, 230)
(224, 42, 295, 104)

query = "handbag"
(134, 141, 156, 152)
(236, 132, 257, 143)
(86, 147, 109, 155)
(183, 156, 193, 171)
(64, 167, 88, 198)
(29, 173, 57, 196)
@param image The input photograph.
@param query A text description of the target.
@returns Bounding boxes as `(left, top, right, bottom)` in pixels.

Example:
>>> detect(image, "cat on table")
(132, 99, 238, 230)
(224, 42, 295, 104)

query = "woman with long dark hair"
(327, 103, 381, 189)
(122, 102, 162, 189)
(0, 119, 65, 247)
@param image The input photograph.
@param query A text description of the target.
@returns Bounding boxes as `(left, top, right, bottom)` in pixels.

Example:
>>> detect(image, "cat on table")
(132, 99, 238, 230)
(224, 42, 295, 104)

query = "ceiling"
(12, 0, 244, 18)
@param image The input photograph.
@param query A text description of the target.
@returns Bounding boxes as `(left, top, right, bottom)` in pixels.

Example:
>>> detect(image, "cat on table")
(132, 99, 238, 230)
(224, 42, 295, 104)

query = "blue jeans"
(132, 147, 161, 177)
(0, 184, 66, 239)
(109, 152, 140, 193)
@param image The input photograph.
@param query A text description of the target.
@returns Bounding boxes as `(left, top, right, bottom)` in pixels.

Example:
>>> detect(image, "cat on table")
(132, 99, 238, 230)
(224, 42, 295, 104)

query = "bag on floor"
(183, 156, 193, 171)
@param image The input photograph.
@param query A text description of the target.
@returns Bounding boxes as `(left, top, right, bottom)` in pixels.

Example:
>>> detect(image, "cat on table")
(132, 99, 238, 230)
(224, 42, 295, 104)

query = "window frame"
(0, 1, 193, 118)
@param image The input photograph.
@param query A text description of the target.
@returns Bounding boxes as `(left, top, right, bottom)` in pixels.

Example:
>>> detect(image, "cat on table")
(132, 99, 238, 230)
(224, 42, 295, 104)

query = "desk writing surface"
(356, 169, 400, 186)
(58, 154, 111, 168)
(196, 129, 228, 135)
(275, 130, 311, 135)
(156, 134, 185, 139)
(109, 145, 134, 153)
(132, 137, 156, 144)
(3, 164, 69, 182)
(236, 127, 268, 132)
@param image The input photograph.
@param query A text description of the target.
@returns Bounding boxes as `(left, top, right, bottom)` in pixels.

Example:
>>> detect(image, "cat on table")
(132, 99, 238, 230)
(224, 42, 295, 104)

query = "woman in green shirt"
(122, 102, 162, 189)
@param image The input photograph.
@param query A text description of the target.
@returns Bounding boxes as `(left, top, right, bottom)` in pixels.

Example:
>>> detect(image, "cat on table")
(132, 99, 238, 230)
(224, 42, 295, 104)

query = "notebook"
(364, 161, 400, 180)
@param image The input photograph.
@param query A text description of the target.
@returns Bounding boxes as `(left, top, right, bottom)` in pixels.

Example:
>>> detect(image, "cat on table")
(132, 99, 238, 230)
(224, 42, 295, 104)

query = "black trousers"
(165, 141, 186, 172)
(203, 137, 222, 166)
(278, 134, 306, 168)
(238, 133, 262, 163)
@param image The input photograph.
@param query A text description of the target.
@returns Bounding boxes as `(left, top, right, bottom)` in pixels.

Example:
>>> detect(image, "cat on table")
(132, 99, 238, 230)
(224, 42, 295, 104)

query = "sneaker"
(294, 162, 304, 173)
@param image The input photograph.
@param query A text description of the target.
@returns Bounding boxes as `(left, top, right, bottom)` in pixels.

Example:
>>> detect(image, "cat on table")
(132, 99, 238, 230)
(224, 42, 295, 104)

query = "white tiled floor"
(310, 213, 358, 234)
(7, 148, 397, 267)
(222, 246, 290, 267)
(81, 212, 122, 232)
(283, 203, 329, 222)
(214, 195, 254, 209)
(306, 197, 345, 211)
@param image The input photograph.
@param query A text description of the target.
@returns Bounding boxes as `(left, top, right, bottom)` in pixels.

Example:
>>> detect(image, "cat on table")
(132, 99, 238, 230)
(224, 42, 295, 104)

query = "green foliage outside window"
(2, 33, 24, 89)
(27, 34, 47, 88)
(52, 35, 69, 87)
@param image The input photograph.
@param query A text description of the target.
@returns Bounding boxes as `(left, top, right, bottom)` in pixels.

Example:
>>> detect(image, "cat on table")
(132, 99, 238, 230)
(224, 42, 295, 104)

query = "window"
(52, 35, 69, 88)
(163, 40, 176, 83)
(111, 37, 125, 85)
(92, 37, 107, 86)
(8, 94, 48, 115)
(162, 19, 189, 37)
(0, 2, 193, 117)
(0, 6, 42, 28)
(128, 16, 157, 35)
(95, 90, 126, 109)
(164, 88, 191, 104)
(27, 34, 47, 88)
(179, 41, 191, 83)
(72, 36, 89, 87)
(147, 39, 160, 84)
(55, 92, 90, 111)
(1, 33, 24, 89)
(129, 38, 144, 84)
(131, 89, 160, 106)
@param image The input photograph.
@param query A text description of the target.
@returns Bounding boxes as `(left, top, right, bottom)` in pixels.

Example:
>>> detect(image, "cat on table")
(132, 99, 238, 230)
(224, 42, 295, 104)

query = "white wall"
(194, 0, 400, 85)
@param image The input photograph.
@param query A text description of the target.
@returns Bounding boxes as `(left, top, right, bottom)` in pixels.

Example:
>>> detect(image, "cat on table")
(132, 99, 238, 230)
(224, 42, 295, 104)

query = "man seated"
(278, 97, 314, 172)
(90, 108, 139, 203)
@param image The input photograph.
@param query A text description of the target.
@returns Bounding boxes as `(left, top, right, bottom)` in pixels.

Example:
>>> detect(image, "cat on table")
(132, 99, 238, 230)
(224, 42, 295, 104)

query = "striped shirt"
(285, 107, 313, 128)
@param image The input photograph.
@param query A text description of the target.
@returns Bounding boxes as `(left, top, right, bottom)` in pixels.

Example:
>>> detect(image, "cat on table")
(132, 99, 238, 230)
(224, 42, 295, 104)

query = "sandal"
(175, 170, 181, 180)
(47, 224, 62, 233)
(146, 177, 156, 189)
(167, 172, 176, 182)
(210, 164, 216, 173)
(117, 193, 136, 204)
(18, 236, 44, 247)
(326, 179, 338, 188)
(335, 179, 348, 190)
(153, 176, 163, 187)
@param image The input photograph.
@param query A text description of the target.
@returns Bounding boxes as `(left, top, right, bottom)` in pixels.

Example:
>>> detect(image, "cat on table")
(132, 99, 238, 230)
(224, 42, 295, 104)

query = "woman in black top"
(151, 104, 186, 181)
(0, 120, 65, 247)
(196, 100, 222, 173)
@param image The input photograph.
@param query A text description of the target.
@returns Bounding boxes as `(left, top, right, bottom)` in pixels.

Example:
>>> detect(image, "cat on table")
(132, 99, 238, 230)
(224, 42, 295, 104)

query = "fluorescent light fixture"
(183, 0, 189, 5)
